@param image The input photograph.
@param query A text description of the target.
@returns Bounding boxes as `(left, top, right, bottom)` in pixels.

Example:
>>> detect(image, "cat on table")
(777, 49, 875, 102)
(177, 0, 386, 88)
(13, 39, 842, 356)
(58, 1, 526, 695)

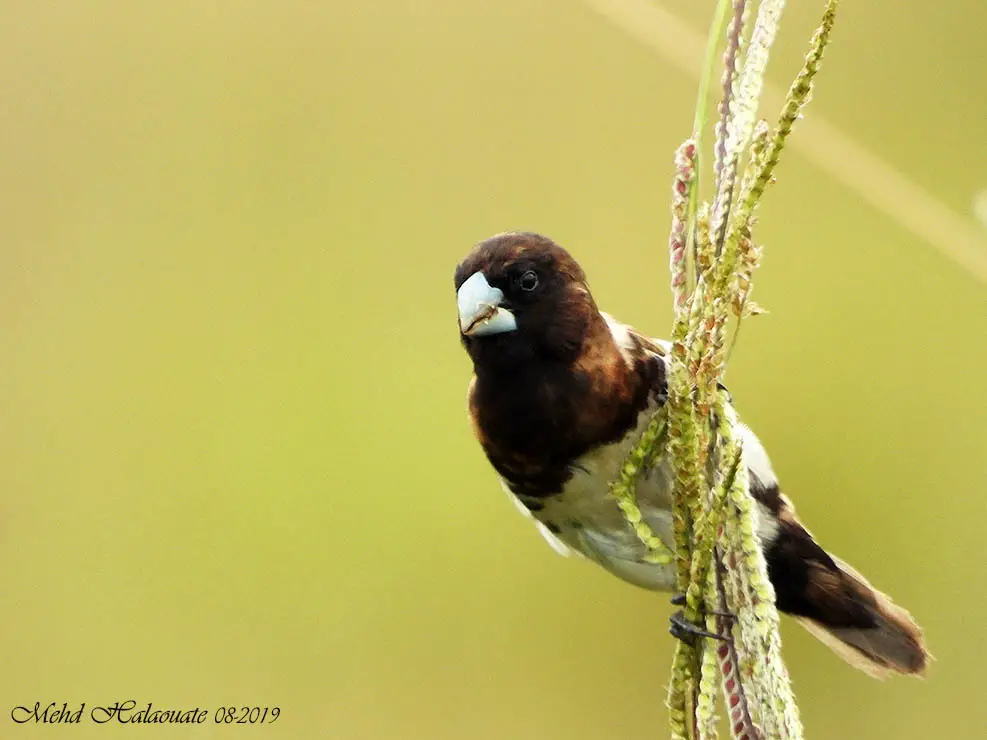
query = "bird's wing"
(628, 328, 672, 358)
(600, 312, 671, 361)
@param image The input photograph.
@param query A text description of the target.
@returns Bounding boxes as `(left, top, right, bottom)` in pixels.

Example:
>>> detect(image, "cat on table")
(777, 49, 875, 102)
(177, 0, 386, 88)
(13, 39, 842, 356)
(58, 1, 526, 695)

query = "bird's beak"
(457, 272, 517, 337)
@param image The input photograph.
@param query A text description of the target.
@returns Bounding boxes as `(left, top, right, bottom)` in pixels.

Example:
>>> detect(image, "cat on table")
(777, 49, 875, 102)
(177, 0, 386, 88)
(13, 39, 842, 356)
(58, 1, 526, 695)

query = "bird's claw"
(669, 610, 728, 644)
(668, 594, 734, 644)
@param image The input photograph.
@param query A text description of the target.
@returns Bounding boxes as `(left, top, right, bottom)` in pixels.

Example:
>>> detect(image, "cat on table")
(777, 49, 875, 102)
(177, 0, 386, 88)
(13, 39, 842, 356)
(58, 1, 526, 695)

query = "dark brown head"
(454, 232, 601, 374)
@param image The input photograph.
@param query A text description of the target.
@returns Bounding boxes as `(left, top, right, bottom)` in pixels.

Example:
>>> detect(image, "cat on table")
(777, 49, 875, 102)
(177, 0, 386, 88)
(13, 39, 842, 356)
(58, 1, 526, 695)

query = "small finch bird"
(455, 231, 929, 678)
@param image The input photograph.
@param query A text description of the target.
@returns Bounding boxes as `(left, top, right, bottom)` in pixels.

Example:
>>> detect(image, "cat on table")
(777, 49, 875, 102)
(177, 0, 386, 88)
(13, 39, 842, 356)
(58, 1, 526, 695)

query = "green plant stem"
(686, 0, 734, 287)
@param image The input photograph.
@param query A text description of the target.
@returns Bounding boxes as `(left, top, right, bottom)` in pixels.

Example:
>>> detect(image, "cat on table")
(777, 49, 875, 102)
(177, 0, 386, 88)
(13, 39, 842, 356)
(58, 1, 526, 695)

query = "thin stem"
(710, 0, 750, 256)
(714, 557, 760, 740)
(686, 0, 734, 286)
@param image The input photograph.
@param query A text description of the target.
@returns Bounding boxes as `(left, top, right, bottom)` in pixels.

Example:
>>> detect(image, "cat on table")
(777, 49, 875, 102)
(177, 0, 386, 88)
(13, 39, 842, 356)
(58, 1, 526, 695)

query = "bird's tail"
(767, 514, 930, 679)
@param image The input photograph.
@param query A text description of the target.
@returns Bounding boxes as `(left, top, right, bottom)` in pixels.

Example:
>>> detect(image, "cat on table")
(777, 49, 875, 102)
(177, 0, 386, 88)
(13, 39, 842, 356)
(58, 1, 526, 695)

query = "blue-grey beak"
(457, 272, 518, 337)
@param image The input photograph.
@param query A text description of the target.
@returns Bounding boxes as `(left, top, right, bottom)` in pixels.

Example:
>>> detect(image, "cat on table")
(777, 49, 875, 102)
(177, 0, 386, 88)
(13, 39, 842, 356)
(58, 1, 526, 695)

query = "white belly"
(518, 408, 778, 593)
(533, 403, 680, 591)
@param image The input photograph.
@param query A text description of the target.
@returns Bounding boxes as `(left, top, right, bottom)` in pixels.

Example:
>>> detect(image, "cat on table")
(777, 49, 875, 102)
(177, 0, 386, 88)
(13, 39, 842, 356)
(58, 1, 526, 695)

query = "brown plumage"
(455, 231, 930, 677)
(456, 233, 664, 501)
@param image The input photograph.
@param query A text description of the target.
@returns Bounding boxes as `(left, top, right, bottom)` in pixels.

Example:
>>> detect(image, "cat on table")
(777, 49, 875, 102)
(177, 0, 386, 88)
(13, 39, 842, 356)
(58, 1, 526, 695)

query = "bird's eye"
(519, 270, 539, 292)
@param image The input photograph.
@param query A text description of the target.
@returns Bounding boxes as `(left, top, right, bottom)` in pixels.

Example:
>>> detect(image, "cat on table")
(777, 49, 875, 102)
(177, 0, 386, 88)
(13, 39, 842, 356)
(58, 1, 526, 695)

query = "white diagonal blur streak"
(584, 0, 987, 285)
(974, 191, 987, 232)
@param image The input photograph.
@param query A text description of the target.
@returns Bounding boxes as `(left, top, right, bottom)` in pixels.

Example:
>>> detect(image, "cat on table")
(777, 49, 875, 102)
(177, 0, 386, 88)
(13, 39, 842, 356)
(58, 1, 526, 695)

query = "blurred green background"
(2, 1, 985, 738)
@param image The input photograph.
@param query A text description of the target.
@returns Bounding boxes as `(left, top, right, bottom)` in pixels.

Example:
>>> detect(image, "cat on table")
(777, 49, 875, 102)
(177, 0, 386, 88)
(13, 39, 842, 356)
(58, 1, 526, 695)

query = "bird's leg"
(669, 611, 725, 643)
(668, 593, 734, 644)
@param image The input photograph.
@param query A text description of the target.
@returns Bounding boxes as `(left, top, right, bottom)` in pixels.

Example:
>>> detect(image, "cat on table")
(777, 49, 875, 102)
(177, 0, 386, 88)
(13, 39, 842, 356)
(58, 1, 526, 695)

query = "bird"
(454, 230, 929, 678)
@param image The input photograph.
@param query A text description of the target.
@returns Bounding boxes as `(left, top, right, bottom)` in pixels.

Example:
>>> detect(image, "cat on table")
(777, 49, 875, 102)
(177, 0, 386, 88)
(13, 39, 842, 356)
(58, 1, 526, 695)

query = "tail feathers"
(766, 514, 931, 678)
(797, 557, 929, 679)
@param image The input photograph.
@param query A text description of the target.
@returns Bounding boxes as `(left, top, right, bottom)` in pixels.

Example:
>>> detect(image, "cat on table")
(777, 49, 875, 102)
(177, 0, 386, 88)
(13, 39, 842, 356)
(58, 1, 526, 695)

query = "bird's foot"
(668, 594, 734, 645)
(669, 610, 726, 644)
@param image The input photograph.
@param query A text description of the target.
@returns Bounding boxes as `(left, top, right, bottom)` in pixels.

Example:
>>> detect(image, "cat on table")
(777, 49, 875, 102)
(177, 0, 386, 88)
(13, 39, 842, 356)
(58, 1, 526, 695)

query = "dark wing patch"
(766, 514, 876, 628)
(769, 512, 931, 676)
(750, 480, 784, 517)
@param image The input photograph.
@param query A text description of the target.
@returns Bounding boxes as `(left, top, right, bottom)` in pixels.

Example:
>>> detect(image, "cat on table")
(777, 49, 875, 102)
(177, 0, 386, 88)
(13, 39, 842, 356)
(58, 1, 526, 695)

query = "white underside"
(501, 323, 780, 592)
